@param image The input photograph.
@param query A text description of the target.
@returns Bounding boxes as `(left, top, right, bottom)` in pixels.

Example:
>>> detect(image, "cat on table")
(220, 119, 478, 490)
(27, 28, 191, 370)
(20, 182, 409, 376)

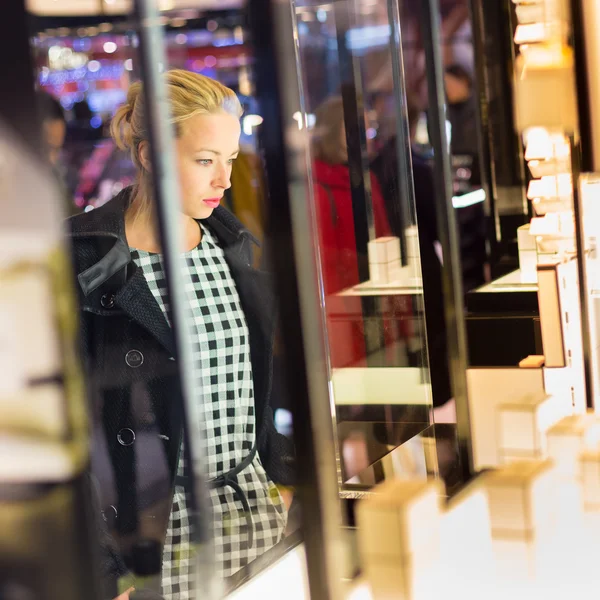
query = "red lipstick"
(203, 198, 221, 208)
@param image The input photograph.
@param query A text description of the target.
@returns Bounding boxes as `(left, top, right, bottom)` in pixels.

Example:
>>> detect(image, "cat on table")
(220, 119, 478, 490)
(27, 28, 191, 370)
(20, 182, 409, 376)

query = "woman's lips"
(202, 198, 221, 208)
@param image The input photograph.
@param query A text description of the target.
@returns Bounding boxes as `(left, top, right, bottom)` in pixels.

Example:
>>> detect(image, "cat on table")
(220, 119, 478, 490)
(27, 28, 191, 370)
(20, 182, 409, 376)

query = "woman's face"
(175, 112, 241, 220)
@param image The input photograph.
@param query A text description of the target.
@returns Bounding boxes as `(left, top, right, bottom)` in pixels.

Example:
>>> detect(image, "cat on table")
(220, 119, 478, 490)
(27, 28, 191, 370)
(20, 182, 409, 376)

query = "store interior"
(3, 0, 600, 598)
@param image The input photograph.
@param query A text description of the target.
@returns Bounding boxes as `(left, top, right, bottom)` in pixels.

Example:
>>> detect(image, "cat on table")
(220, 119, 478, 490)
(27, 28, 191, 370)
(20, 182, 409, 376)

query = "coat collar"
(70, 186, 258, 296)
(69, 187, 262, 357)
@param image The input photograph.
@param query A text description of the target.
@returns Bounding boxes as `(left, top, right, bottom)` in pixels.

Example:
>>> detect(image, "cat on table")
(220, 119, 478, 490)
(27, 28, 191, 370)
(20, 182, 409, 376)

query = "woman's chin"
(188, 205, 215, 220)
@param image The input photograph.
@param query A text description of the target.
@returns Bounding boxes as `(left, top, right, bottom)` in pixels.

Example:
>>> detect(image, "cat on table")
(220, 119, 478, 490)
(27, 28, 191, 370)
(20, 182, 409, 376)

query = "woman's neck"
(125, 185, 201, 253)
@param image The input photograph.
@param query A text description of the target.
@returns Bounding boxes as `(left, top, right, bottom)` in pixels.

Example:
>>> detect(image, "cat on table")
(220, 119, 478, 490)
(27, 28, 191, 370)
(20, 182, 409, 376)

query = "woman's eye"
(197, 159, 212, 166)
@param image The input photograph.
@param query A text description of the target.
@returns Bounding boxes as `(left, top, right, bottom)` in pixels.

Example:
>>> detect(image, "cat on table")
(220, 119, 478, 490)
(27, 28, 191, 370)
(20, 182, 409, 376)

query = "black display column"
(0, 0, 43, 156)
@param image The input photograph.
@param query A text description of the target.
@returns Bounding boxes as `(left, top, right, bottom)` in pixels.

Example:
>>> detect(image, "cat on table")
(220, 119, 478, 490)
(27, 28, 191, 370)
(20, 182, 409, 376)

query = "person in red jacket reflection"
(311, 96, 392, 369)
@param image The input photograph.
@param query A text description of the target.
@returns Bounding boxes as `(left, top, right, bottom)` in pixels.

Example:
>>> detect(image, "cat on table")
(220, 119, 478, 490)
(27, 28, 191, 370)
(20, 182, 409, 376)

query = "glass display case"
(1, 0, 445, 596)
(11, 0, 600, 597)
(290, 0, 436, 493)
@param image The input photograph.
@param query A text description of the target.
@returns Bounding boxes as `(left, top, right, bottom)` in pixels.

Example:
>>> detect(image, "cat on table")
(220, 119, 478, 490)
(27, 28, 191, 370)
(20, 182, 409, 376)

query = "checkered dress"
(130, 224, 287, 599)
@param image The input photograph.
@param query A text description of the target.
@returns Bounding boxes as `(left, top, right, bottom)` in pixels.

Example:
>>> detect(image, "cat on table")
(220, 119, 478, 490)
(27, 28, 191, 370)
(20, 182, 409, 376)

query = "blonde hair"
(111, 69, 243, 173)
(312, 96, 347, 165)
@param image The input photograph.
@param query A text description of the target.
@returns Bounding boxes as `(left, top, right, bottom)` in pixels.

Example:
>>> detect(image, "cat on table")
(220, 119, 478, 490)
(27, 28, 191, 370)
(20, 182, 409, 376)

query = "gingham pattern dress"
(130, 224, 287, 599)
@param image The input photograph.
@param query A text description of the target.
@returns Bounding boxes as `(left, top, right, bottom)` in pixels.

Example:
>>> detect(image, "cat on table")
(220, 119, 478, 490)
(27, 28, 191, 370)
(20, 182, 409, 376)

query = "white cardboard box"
(369, 259, 402, 284)
(482, 459, 557, 534)
(467, 367, 546, 469)
(440, 482, 495, 600)
(368, 237, 401, 265)
(498, 392, 567, 460)
(363, 552, 439, 600)
(356, 479, 444, 561)
(547, 414, 600, 477)
(514, 50, 578, 132)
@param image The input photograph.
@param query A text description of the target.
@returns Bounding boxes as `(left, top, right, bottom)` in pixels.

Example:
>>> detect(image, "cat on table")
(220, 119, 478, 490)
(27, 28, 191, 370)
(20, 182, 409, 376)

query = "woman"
(67, 70, 293, 599)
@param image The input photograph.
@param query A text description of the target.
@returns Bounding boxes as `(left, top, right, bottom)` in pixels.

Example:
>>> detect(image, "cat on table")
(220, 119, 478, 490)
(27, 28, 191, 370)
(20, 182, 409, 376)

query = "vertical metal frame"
(0, 0, 43, 158)
(386, 0, 432, 384)
(569, 0, 594, 172)
(419, 0, 473, 478)
(387, 0, 415, 247)
(470, 0, 528, 268)
(572, 0, 598, 409)
(247, 0, 345, 598)
(132, 0, 215, 594)
(570, 138, 595, 409)
(466, 0, 494, 227)
(332, 0, 376, 281)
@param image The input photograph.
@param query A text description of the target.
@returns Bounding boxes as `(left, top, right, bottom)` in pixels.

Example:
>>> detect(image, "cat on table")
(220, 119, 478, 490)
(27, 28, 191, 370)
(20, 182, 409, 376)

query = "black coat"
(67, 188, 294, 582)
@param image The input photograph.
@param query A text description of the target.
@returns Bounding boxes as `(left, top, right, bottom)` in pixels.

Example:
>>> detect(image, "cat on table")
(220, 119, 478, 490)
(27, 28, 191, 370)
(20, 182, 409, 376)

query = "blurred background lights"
(103, 41, 117, 54)
(242, 114, 263, 136)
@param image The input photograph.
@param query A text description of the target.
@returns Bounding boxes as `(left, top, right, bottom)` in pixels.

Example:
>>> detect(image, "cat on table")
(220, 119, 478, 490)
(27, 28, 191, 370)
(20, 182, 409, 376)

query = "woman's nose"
(213, 164, 232, 189)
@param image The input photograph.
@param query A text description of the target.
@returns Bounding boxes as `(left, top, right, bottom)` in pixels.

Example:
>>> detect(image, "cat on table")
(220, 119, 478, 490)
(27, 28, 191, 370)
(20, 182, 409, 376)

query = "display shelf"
(332, 368, 430, 406)
(338, 281, 423, 297)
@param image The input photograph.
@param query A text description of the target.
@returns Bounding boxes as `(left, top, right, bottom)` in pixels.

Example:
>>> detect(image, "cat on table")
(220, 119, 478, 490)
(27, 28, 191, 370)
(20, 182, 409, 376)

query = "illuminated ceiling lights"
(103, 41, 118, 54)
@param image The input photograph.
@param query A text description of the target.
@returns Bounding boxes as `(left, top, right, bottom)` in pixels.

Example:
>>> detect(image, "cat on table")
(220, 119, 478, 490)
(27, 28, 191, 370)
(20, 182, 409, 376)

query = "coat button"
(125, 349, 144, 368)
(102, 504, 118, 527)
(100, 293, 115, 309)
(117, 428, 136, 446)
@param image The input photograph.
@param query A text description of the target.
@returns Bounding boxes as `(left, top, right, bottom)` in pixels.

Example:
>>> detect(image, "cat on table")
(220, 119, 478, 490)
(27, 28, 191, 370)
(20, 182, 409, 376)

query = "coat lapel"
(114, 265, 175, 357)
(72, 188, 272, 378)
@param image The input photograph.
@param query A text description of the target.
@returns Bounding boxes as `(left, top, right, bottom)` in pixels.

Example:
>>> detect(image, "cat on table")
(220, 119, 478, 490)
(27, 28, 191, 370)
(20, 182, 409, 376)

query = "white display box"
(369, 259, 402, 284)
(467, 367, 546, 469)
(482, 460, 557, 534)
(515, 3, 544, 24)
(363, 551, 439, 600)
(405, 227, 419, 259)
(527, 174, 572, 202)
(547, 414, 600, 477)
(543, 365, 572, 403)
(528, 157, 571, 178)
(440, 482, 495, 600)
(580, 450, 600, 508)
(514, 50, 578, 132)
(368, 237, 401, 265)
(512, 0, 570, 22)
(517, 224, 536, 252)
(498, 392, 567, 460)
(519, 250, 538, 283)
(514, 22, 549, 44)
(356, 479, 444, 562)
(492, 533, 556, 585)
(524, 129, 570, 162)
(537, 261, 566, 368)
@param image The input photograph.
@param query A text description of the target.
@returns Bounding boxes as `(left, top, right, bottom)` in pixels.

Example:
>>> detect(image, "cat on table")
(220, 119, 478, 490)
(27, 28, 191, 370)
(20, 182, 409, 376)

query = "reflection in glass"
(66, 68, 294, 598)
(292, 0, 435, 497)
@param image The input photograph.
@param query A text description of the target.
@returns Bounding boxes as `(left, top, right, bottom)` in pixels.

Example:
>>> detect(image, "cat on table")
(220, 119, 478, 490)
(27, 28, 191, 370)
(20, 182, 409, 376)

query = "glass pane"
(292, 0, 435, 493)
(28, 2, 302, 597)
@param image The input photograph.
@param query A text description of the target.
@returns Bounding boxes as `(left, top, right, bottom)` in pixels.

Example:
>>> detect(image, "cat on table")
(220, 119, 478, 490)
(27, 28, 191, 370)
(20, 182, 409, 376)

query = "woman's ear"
(138, 141, 152, 172)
